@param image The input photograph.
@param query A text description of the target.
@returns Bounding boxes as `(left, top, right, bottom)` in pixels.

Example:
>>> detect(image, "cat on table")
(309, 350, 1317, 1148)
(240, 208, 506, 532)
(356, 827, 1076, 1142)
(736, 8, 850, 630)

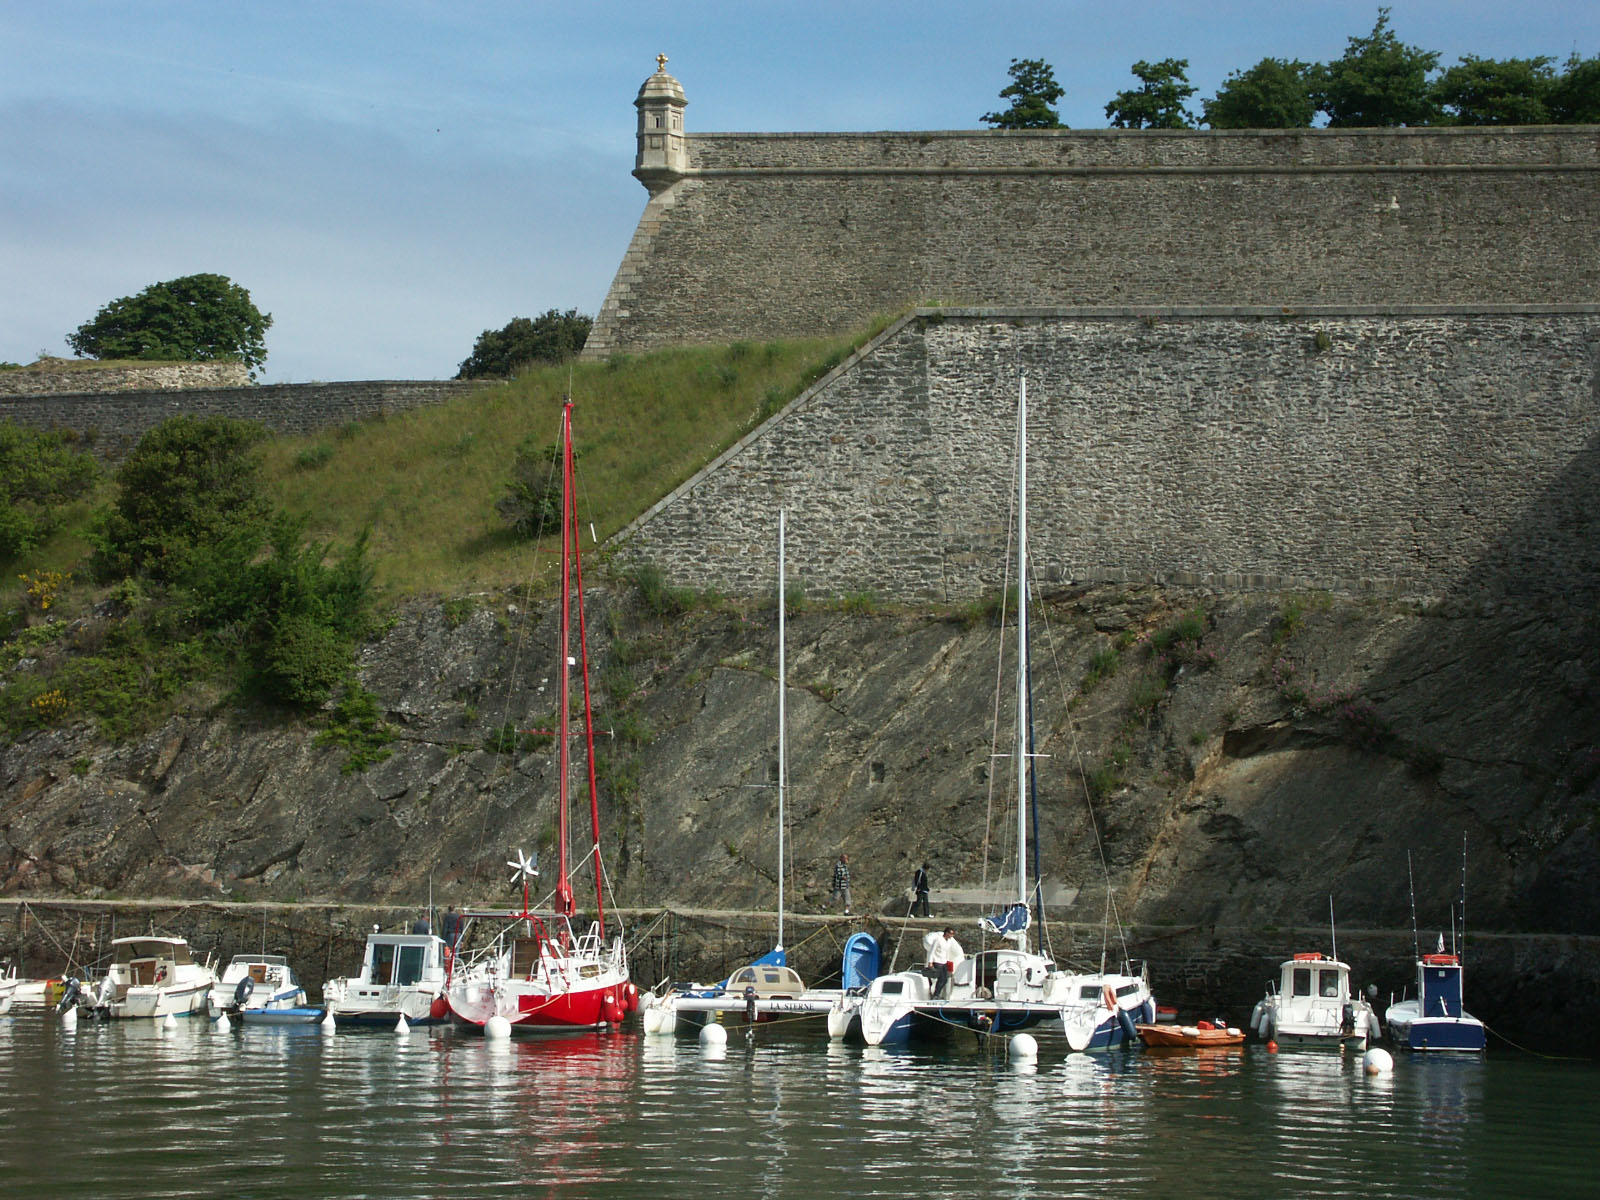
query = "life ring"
(234, 977, 255, 1007)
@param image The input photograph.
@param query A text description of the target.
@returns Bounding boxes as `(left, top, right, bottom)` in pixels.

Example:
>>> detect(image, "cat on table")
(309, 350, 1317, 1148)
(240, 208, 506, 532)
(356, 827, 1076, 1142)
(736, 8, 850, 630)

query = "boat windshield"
(1292, 968, 1313, 996)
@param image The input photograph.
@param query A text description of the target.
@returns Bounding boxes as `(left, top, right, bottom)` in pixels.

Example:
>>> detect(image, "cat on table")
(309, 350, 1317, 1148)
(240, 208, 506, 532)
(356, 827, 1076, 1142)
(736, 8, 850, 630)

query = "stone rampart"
(0, 360, 250, 396)
(0, 379, 489, 458)
(586, 126, 1600, 359)
(615, 306, 1600, 602)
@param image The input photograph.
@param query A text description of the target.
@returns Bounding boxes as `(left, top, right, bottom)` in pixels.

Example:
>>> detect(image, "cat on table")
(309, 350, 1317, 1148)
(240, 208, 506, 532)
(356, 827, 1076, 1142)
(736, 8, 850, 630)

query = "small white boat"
(1250, 952, 1380, 1050)
(324, 930, 450, 1027)
(209, 954, 308, 1016)
(91, 936, 218, 1020)
(0, 961, 16, 1015)
(1386, 948, 1485, 1052)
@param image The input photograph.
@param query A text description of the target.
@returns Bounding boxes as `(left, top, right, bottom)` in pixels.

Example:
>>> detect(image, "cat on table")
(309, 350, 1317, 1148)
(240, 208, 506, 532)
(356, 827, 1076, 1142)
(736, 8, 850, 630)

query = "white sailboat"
(847, 373, 1154, 1050)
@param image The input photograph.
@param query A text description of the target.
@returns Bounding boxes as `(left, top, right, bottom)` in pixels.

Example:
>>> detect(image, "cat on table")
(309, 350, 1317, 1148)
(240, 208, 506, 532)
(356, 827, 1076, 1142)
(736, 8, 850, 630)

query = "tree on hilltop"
(1547, 52, 1600, 123)
(1106, 59, 1197, 129)
(456, 309, 592, 379)
(1430, 56, 1555, 125)
(1203, 58, 1317, 128)
(981, 58, 1067, 129)
(67, 273, 271, 374)
(1318, 7, 1440, 127)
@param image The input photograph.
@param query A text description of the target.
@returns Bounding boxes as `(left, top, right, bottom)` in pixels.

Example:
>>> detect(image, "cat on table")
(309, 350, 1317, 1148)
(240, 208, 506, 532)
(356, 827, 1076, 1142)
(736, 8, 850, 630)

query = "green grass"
(258, 336, 862, 599)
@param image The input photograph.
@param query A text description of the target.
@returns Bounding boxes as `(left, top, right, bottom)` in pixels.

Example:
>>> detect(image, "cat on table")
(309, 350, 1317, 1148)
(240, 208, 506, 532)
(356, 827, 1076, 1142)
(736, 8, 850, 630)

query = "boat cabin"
(726, 964, 805, 999)
(1281, 953, 1352, 1002)
(1417, 953, 1465, 1018)
(112, 937, 193, 987)
(360, 934, 444, 988)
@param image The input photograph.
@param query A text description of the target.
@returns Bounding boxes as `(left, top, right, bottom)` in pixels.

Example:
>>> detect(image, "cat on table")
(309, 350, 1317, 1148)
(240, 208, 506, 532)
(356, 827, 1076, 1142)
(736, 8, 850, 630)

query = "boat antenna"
(1014, 372, 1030, 948)
(1407, 851, 1420, 960)
(777, 507, 787, 954)
(1328, 894, 1338, 963)
(1458, 832, 1468, 964)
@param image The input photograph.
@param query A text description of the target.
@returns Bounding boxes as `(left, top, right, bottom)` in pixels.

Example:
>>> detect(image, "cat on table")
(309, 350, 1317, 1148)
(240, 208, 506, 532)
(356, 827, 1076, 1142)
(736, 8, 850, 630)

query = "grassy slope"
(256, 335, 866, 601)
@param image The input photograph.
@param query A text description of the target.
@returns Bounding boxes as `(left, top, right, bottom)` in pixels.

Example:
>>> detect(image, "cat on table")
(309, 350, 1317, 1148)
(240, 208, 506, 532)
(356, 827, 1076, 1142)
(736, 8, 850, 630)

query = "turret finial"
(656, 53, 668, 73)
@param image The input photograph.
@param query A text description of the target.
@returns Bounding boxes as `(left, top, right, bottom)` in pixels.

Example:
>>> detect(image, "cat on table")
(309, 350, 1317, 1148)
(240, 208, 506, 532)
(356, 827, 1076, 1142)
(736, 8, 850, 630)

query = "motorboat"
(444, 396, 634, 1034)
(1249, 952, 1380, 1050)
(210, 953, 313, 1020)
(0, 961, 16, 1016)
(88, 936, 217, 1019)
(323, 929, 450, 1026)
(1386, 947, 1486, 1052)
(841, 377, 1154, 1051)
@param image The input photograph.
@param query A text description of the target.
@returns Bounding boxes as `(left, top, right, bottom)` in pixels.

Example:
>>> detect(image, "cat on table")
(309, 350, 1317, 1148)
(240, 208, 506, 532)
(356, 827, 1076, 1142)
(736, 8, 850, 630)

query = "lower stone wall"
(0, 379, 490, 459)
(617, 306, 1600, 602)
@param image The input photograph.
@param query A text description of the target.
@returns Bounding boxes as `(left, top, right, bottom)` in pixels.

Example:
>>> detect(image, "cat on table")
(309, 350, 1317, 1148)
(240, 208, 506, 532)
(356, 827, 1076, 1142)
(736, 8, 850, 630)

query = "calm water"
(2, 1014, 1597, 1199)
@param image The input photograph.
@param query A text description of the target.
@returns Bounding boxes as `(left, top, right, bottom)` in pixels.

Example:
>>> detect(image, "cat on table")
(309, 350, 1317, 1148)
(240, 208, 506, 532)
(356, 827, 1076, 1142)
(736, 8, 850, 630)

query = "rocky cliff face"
(3, 582, 1596, 1043)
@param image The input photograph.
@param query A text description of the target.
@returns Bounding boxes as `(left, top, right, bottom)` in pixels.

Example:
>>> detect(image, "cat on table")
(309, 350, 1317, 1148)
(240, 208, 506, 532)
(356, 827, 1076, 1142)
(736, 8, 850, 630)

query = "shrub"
(496, 437, 563, 539)
(0, 423, 100, 561)
(316, 684, 395, 773)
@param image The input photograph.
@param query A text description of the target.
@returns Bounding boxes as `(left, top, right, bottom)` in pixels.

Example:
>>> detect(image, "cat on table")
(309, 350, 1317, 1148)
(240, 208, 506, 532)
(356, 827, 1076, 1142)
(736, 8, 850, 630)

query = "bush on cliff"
(456, 309, 591, 379)
(0, 423, 100, 561)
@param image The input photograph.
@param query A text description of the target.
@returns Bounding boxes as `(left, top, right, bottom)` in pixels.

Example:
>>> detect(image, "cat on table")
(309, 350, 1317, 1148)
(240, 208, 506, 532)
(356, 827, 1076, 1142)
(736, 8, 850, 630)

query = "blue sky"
(3, 2, 1595, 382)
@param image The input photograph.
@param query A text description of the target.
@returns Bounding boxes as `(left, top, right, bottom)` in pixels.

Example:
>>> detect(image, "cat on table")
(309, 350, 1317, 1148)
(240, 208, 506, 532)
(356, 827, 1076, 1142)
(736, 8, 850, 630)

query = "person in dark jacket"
(912, 863, 931, 918)
(831, 853, 852, 915)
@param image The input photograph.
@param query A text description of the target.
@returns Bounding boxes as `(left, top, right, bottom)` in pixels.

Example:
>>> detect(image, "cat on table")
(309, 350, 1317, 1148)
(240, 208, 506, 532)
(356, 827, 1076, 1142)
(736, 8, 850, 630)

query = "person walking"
(912, 863, 931, 918)
(831, 853, 852, 915)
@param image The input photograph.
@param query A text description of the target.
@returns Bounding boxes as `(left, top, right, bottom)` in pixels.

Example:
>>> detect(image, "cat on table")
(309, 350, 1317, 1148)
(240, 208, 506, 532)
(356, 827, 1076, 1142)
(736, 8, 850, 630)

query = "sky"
(3, 2, 1596, 383)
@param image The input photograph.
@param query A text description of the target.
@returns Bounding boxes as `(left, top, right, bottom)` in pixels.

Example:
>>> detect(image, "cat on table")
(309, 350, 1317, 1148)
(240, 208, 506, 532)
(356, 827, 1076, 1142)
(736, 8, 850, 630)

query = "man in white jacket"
(927, 927, 965, 998)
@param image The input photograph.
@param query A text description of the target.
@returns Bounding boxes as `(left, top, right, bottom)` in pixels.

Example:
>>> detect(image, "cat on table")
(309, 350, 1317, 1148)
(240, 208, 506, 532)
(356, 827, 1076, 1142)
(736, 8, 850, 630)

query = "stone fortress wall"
(0, 379, 487, 459)
(585, 117, 1600, 360)
(616, 306, 1600, 603)
(0, 360, 249, 396)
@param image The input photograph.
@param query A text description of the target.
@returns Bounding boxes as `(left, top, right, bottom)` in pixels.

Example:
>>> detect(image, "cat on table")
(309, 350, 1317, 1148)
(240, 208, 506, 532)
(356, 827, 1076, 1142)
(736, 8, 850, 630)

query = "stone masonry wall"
(616, 307, 1600, 602)
(0, 380, 489, 459)
(585, 126, 1600, 359)
(0, 360, 249, 396)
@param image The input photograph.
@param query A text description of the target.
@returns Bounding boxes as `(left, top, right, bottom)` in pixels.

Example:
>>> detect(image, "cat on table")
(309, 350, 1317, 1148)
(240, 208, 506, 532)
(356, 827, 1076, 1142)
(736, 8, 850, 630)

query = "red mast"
(554, 397, 576, 921)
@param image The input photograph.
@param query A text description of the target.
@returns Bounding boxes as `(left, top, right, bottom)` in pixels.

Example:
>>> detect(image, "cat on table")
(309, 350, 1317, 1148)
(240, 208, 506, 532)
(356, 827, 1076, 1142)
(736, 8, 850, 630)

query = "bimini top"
(112, 937, 194, 965)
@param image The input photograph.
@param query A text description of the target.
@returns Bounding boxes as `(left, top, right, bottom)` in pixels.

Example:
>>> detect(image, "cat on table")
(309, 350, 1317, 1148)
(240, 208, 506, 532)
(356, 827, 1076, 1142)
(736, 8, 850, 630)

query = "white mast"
(1014, 375, 1030, 943)
(777, 508, 787, 953)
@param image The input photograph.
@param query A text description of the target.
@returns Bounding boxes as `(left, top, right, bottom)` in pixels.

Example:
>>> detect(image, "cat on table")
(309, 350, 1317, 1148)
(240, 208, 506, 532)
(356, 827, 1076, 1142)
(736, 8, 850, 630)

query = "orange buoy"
(1267, 1040, 1279, 1052)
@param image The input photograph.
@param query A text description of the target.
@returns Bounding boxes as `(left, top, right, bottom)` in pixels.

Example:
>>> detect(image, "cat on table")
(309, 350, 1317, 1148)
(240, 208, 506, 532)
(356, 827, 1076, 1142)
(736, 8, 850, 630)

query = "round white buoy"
(1363, 1047, 1394, 1075)
(484, 1014, 513, 1040)
(215, 1012, 232, 1033)
(395, 1015, 410, 1035)
(60, 1005, 78, 1028)
(699, 1022, 728, 1048)
(322, 1012, 337, 1034)
(1010, 1032, 1039, 1063)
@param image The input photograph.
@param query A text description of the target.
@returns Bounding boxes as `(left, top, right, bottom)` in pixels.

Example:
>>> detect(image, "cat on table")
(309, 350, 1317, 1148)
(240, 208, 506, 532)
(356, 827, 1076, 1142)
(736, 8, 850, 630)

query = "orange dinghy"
(1137, 1022, 1246, 1048)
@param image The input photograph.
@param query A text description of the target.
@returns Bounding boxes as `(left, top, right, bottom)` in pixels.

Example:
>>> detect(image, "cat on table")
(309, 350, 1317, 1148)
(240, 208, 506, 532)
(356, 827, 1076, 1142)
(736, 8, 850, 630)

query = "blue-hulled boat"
(1386, 945, 1486, 1052)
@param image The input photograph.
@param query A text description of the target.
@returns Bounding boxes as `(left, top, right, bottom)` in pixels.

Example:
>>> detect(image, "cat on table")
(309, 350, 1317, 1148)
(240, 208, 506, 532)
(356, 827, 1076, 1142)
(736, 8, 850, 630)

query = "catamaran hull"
(855, 998, 1154, 1049)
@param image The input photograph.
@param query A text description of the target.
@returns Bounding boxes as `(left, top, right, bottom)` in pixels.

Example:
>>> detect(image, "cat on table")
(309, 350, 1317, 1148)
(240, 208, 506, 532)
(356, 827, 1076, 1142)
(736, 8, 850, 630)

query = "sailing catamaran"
(445, 396, 634, 1032)
(844, 373, 1154, 1050)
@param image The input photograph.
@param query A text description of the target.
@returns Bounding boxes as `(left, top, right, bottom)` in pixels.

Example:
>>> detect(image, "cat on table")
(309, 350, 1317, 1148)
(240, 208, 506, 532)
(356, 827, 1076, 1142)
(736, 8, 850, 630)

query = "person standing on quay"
(912, 863, 931, 918)
(832, 853, 852, 915)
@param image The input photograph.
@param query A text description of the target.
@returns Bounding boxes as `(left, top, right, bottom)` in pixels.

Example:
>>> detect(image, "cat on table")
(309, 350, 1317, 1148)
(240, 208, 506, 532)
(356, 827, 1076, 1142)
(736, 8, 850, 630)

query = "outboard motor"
(54, 977, 82, 1015)
(1341, 1002, 1356, 1036)
(234, 977, 256, 1009)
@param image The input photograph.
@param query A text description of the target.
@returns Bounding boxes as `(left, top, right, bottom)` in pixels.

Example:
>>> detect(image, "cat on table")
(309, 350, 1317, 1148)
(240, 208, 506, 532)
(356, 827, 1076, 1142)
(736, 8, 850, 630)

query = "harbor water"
(2, 1015, 1597, 1199)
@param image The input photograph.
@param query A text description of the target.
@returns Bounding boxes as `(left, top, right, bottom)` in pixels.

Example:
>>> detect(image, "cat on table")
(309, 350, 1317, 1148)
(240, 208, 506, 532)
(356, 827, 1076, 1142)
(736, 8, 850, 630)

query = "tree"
(1203, 58, 1317, 129)
(456, 309, 592, 379)
(1431, 56, 1555, 125)
(67, 273, 272, 373)
(90, 415, 272, 584)
(0, 423, 99, 561)
(1548, 52, 1600, 123)
(981, 58, 1066, 129)
(1318, 7, 1440, 127)
(1105, 59, 1196, 129)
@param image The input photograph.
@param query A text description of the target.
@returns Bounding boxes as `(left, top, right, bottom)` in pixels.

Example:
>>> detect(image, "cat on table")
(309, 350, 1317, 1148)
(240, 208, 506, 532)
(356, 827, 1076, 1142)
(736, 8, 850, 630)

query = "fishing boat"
(1137, 1021, 1245, 1049)
(1385, 945, 1485, 1052)
(844, 374, 1154, 1050)
(87, 935, 217, 1019)
(444, 395, 634, 1033)
(1249, 951, 1380, 1051)
(322, 928, 450, 1026)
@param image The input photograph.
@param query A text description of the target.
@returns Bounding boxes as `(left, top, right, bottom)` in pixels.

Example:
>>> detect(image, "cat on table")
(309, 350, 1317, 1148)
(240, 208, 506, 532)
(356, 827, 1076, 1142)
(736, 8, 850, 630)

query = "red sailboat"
(445, 396, 635, 1031)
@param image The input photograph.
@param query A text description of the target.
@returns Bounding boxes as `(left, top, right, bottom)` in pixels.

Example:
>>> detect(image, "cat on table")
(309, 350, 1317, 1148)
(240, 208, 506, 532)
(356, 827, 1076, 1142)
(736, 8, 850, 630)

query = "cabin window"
(371, 944, 397, 985)
(1292, 968, 1312, 996)
(395, 945, 427, 986)
(763, 972, 782, 984)
(1079, 985, 1102, 1000)
(1318, 971, 1341, 999)
(881, 980, 903, 995)
(1117, 983, 1140, 999)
